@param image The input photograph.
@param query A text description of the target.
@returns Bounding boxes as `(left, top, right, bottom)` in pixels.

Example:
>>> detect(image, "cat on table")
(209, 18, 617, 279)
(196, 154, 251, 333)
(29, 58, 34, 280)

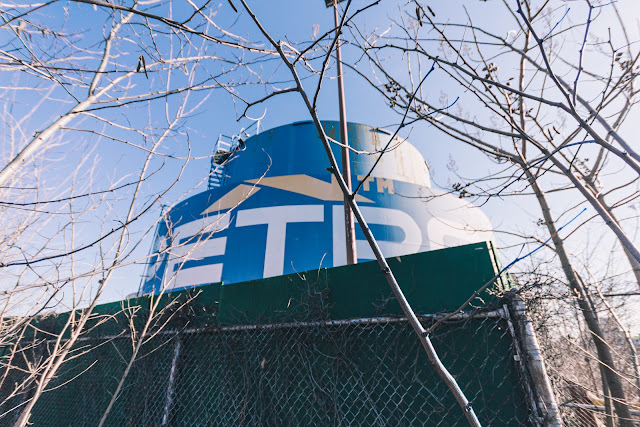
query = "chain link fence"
(518, 280, 640, 427)
(536, 325, 640, 426)
(0, 301, 550, 426)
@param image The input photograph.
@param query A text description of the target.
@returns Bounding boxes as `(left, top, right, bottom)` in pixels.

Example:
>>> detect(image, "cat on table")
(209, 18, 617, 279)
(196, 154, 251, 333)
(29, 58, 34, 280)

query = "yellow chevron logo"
(201, 174, 373, 215)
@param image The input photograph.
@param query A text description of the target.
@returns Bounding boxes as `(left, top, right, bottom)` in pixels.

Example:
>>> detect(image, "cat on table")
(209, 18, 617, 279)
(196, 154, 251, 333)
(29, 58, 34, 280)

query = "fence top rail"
(39, 309, 507, 344)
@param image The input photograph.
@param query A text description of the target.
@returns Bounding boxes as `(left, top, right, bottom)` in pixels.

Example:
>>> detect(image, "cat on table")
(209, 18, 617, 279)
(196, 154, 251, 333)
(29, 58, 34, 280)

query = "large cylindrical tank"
(139, 121, 493, 294)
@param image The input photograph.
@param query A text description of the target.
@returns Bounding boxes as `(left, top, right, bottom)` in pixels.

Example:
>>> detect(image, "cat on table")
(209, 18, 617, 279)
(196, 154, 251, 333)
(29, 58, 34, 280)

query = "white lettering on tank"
(333, 205, 423, 266)
(236, 205, 324, 278)
(162, 213, 231, 290)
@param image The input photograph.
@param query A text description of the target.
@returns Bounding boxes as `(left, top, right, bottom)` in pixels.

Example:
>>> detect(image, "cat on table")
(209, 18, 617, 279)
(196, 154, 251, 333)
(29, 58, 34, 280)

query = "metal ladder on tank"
(208, 121, 260, 190)
(209, 134, 242, 190)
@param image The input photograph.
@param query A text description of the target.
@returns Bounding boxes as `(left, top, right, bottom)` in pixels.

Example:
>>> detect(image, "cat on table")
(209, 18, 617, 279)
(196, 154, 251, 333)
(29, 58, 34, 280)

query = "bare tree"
(4, 0, 638, 425)
(0, 1, 276, 423)
(220, 0, 491, 424)
(344, 0, 640, 424)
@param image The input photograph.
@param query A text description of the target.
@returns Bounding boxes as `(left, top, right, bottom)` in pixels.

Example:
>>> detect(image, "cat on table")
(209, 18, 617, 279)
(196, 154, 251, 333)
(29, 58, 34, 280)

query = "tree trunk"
(524, 170, 634, 426)
(596, 193, 640, 288)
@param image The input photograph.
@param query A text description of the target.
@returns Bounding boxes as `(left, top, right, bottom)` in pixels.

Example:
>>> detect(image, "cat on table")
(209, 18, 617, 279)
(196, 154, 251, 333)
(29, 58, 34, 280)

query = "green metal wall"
(0, 242, 535, 426)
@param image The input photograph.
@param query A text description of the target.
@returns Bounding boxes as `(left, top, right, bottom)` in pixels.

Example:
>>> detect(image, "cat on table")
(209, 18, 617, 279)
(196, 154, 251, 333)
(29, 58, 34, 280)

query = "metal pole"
(509, 295, 563, 426)
(333, 0, 357, 265)
(239, 2, 479, 423)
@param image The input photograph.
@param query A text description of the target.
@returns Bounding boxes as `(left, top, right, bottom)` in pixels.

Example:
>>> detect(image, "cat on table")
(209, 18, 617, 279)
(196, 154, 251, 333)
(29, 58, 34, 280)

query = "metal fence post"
(508, 294, 563, 426)
(161, 335, 181, 426)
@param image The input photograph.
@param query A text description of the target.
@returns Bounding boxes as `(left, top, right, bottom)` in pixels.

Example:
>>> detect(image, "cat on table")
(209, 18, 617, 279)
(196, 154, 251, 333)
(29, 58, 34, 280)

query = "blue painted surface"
(225, 121, 374, 183)
(139, 122, 493, 295)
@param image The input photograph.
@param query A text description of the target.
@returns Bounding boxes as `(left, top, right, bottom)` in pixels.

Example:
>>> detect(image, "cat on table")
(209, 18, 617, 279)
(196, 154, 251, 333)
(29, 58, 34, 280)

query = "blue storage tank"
(139, 121, 493, 295)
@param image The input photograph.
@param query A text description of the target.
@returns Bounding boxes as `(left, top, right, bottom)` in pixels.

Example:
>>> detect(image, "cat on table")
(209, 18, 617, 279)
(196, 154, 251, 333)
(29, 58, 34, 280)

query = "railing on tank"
(208, 134, 236, 190)
(208, 122, 258, 190)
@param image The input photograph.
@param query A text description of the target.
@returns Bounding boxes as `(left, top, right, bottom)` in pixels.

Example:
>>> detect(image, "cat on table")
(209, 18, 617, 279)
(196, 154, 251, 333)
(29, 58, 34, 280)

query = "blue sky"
(2, 0, 640, 332)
